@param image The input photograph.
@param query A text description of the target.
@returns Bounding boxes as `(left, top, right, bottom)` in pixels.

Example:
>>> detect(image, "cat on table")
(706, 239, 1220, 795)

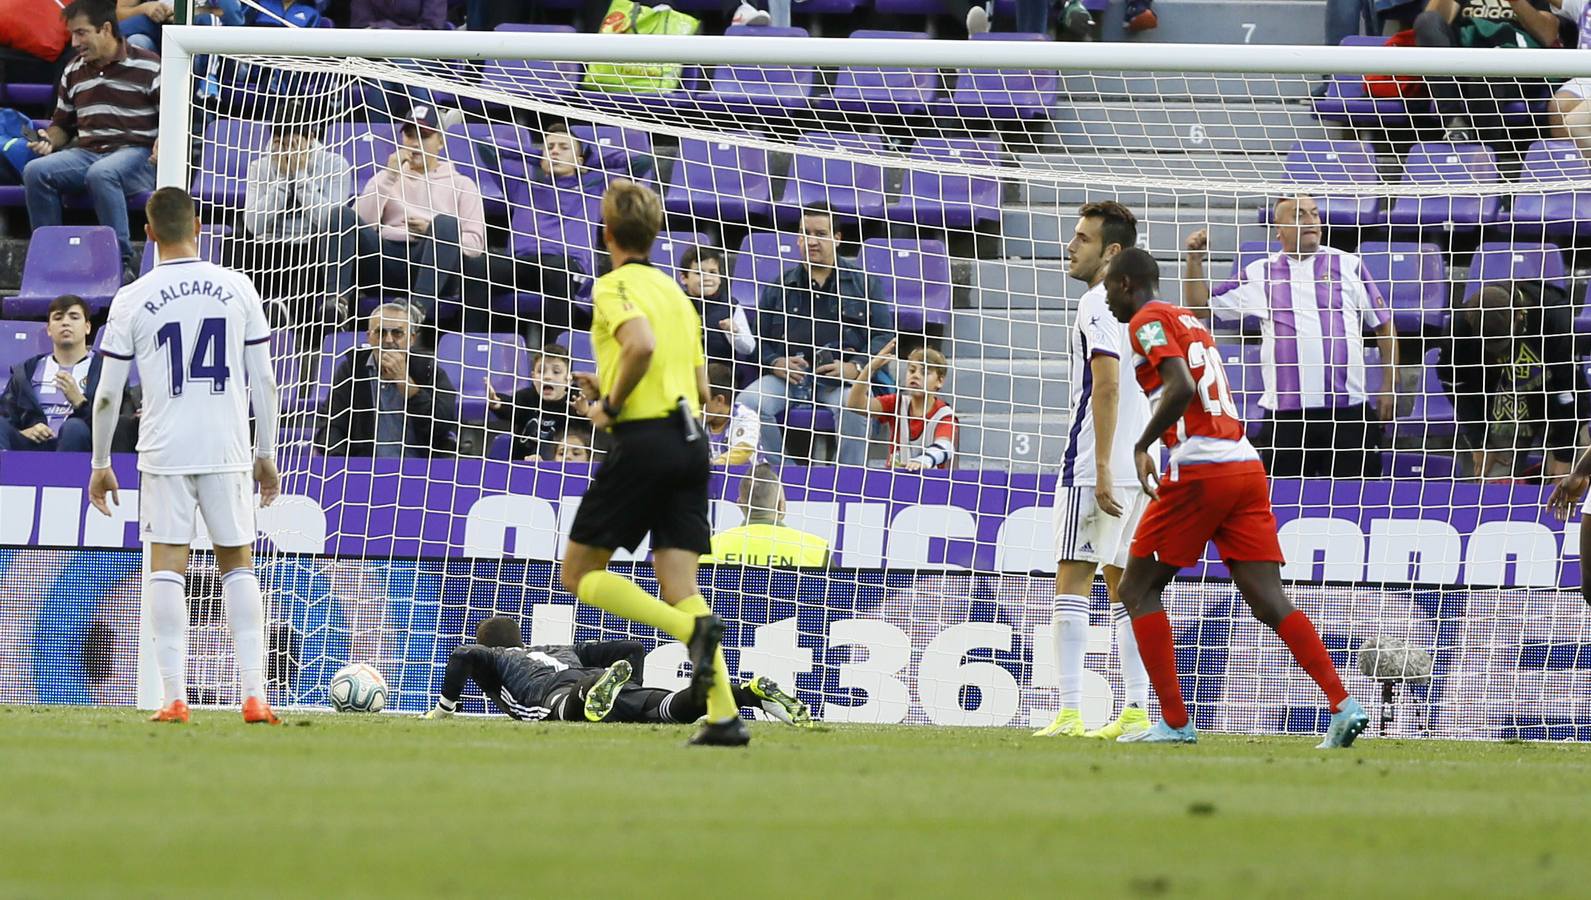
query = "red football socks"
(1274, 610, 1349, 713)
(1130, 610, 1189, 729)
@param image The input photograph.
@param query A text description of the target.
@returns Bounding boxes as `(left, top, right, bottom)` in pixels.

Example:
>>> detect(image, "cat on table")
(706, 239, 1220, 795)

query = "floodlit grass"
(3, 705, 1589, 898)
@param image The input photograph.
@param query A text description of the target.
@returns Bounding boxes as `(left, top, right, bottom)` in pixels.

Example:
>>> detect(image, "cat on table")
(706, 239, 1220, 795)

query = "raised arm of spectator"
(1183, 228, 1212, 316)
(846, 339, 895, 416)
(728, 304, 757, 358)
(1513, 0, 1564, 45)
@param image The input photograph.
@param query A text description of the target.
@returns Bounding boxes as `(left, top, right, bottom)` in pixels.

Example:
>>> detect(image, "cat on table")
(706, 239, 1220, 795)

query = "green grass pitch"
(4, 705, 1590, 898)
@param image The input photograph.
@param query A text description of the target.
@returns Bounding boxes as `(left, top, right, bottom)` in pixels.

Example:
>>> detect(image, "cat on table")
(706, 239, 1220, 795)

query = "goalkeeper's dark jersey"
(441, 641, 646, 720)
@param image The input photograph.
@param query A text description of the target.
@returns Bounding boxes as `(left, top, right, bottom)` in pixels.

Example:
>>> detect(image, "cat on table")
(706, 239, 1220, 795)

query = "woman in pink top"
(354, 105, 486, 324)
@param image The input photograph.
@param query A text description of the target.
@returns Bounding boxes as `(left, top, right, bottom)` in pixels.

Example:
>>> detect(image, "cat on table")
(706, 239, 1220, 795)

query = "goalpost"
(144, 24, 1591, 738)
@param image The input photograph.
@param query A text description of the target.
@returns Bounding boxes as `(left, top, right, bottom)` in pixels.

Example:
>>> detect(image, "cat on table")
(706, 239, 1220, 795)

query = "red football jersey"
(1127, 300, 1257, 466)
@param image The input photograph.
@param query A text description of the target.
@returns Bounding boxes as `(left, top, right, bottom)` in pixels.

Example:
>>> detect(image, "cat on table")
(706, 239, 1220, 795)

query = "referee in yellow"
(559, 180, 747, 747)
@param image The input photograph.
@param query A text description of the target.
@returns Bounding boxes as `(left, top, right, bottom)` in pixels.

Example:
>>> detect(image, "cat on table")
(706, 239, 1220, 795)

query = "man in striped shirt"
(1183, 194, 1397, 479)
(24, 0, 160, 278)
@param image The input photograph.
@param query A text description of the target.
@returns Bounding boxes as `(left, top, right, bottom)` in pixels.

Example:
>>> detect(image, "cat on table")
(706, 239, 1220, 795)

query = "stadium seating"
(887, 137, 1004, 229)
(436, 332, 531, 423)
(487, 432, 515, 460)
(823, 30, 939, 118)
(4, 226, 122, 318)
(190, 118, 272, 210)
(702, 26, 816, 118)
(502, 172, 603, 314)
(942, 32, 1060, 123)
(477, 56, 584, 108)
(1461, 242, 1566, 304)
(324, 122, 400, 193)
(1370, 346, 1454, 439)
(559, 329, 597, 373)
(1279, 140, 1385, 227)
(0, 321, 51, 373)
(776, 132, 888, 228)
(1381, 451, 1457, 480)
(1508, 140, 1591, 243)
(1356, 241, 1448, 333)
(445, 124, 529, 219)
(663, 134, 776, 223)
(1387, 142, 1505, 234)
(139, 226, 230, 275)
(860, 239, 951, 330)
(1310, 35, 1430, 134)
(729, 231, 803, 307)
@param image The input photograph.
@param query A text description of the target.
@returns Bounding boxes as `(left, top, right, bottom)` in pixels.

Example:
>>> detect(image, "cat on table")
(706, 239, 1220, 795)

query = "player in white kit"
(87, 187, 283, 725)
(1034, 201, 1155, 741)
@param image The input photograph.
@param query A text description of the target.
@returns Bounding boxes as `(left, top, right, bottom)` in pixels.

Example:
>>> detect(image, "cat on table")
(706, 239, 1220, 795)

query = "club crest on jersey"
(1136, 321, 1168, 350)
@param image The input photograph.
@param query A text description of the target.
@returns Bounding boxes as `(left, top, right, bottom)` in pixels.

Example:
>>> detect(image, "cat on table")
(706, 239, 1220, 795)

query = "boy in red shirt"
(846, 339, 957, 470)
(1103, 247, 1368, 748)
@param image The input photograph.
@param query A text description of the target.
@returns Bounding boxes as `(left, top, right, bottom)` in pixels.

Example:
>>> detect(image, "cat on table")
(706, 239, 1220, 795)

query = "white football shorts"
(1053, 483, 1150, 571)
(139, 471, 257, 548)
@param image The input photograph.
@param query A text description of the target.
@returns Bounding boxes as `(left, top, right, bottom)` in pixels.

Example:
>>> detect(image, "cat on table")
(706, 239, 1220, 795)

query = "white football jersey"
(100, 256, 271, 475)
(1060, 282, 1153, 487)
(709, 401, 760, 465)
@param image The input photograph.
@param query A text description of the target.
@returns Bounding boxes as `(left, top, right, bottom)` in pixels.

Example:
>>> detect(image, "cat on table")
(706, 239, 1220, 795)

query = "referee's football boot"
(583, 659, 633, 722)
(689, 716, 751, 747)
(685, 613, 726, 704)
(745, 676, 812, 727)
(1316, 697, 1370, 749)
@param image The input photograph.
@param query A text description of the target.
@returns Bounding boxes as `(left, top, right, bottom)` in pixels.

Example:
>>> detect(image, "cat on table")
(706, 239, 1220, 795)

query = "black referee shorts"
(569, 410, 711, 554)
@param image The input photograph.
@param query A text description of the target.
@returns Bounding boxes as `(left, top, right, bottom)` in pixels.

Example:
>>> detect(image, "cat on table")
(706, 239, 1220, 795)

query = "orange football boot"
(149, 700, 190, 723)
(242, 696, 282, 725)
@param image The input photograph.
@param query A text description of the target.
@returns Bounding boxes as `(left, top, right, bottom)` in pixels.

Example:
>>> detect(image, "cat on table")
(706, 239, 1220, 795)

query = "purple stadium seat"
(478, 57, 583, 106)
(140, 226, 230, 275)
(1311, 36, 1430, 132)
(487, 432, 514, 460)
(1462, 242, 1566, 304)
(782, 404, 838, 439)
(0, 186, 26, 208)
(1380, 451, 1457, 480)
(1356, 241, 1448, 333)
(872, 0, 945, 11)
(190, 118, 273, 210)
(701, 26, 814, 116)
(776, 131, 888, 228)
(797, 0, 864, 12)
(324, 122, 399, 193)
(444, 124, 529, 219)
(0, 321, 51, 372)
(663, 134, 775, 224)
(0, 83, 55, 110)
(493, 22, 576, 31)
(652, 231, 711, 274)
(1369, 346, 1454, 439)
(942, 32, 1059, 122)
(314, 331, 363, 414)
(569, 124, 654, 178)
(1279, 140, 1385, 227)
(437, 332, 531, 423)
(888, 137, 1004, 229)
(1509, 140, 1591, 242)
(824, 31, 939, 118)
(860, 239, 950, 331)
(730, 232, 803, 308)
(558, 330, 597, 373)
(1387, 143, 1504, 233)
(4, 227, 122, 318)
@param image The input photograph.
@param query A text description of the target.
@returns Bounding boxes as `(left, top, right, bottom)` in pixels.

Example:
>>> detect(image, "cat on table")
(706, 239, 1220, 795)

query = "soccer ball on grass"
(328, 663, 388, 713)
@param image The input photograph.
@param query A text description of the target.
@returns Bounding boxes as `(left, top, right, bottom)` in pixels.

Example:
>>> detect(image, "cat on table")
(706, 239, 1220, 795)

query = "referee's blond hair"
(602, 180, 662, 255)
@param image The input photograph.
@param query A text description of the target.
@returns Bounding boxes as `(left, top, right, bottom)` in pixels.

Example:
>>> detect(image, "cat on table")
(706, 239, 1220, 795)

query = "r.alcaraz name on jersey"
(1063, 282, 1155, 486)
(95, 257, 275, 474)
(1127, 300, 1258, 471)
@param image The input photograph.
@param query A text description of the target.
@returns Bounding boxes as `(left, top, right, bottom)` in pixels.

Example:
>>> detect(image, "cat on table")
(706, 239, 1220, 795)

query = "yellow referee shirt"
(592, 261, 705, 423)
(704, 524, 832, 568)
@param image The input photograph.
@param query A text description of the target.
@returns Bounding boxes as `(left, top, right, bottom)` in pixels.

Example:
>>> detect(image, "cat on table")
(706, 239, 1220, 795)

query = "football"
(328, 663, 388, 713)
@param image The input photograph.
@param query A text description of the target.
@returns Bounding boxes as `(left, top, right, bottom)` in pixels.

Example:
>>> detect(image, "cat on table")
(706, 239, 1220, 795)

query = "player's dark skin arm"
(1130, 357, 1196, 498)
(1545, 448, 1591, 606)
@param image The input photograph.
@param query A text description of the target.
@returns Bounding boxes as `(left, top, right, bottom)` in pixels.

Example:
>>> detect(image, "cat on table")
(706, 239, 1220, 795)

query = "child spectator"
(679, 246, 755, 367)
(846, 340, 958, 470)
(704, 362, 759, 467)
(488, 343, 582, 461)
(547, 423, 594, 463)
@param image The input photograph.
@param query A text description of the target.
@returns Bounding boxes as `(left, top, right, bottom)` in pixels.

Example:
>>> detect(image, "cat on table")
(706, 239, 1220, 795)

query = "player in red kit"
(1101, 247, 1369, 748)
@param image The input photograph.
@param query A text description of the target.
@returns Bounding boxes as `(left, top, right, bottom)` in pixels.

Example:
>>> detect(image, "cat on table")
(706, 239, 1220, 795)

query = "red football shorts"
(1130, 460, 1286, 569)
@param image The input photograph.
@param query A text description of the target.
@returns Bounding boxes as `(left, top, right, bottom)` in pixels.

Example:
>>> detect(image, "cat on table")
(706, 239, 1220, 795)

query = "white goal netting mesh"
(148, 35, 1591, 738)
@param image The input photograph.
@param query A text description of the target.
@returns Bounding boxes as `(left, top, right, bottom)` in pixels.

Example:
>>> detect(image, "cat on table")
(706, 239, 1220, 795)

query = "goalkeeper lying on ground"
(423, 616, 811, 726)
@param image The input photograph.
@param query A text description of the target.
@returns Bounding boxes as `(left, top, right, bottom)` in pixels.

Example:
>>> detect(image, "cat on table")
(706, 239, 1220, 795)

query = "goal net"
(143, 27, 1591, 738)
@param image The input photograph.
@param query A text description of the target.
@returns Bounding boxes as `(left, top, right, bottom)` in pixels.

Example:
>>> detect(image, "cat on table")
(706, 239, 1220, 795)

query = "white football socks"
(1113, 604, 1150, 708)
(147, 571, 188, 706)
(1052, 594, 1090, 709)
(223, 568, 266, 702)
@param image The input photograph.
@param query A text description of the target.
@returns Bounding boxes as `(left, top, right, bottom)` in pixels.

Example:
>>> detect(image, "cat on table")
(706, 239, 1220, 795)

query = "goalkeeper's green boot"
(1032, 708, 1086, 737)
(421, 705, 453, 720)
(745, 676, 812, 728)
(584, 659, 632, 722)
(1084, 704, 1150, 740)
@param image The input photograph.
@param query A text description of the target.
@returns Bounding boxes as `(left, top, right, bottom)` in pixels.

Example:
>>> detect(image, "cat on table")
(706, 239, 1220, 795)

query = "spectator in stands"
(25, 0, 159, 281)
(679, 246, 755, 367)
(487, 342, 584, 461)
(354, 104, 486, 325)
(496, 123, 592, 329)
(0, 295, 110, 453)
(235, 111, 357, 325)
(845, 339, 959, 470)
(1440, 283, 1585, 479)
(318, 301, 459, 457)
(548, 423, 594, 463)
(350, 0, 448, 29)
(1412, 0, 1560, 142)
(1184, 194, 1397, 479)
(742, 205, 893, 467)
(705, 361, 759, 467)
(115, 0, 171, 53)
(704, 463, 831, 567)
(1547, 0, 1591, 156)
